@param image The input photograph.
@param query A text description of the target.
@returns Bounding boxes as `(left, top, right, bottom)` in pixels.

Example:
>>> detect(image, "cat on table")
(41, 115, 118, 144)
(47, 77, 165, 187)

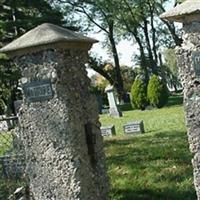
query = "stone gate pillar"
(161, 1, 200, 199)
(0, 23, 109, 200)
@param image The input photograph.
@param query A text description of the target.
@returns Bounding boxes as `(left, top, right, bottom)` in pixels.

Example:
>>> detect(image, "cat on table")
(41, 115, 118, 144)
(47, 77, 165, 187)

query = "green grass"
(0, 179, 27, 200)
(0, 95, 195, 199)
(0, 132, 13, 156)
(166, 93, 183, 107)
(0, 132, 26, 199)
(100, 106, 185, 135)
(100, 95, 196, 199)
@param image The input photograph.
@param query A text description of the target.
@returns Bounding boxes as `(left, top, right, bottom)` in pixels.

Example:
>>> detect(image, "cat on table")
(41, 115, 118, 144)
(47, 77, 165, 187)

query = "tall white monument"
(105, 85, 122, 117)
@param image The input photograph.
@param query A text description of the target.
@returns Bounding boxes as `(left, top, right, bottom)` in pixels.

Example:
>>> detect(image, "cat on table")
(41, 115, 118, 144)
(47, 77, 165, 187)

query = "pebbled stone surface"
(176, 21, 200, 199)
(14, 49, 109, 200)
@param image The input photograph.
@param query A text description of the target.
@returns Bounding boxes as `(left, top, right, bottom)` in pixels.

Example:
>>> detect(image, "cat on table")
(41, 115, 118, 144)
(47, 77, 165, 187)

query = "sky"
(86, 0, 176, 76)
(88, 31, 138, 68)
(88, 32, 138, 67)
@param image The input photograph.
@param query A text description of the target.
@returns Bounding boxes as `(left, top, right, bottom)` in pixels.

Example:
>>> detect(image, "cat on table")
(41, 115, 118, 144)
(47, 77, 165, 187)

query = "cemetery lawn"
(100, 99, 196, 199)
(0, 132, 13, 156)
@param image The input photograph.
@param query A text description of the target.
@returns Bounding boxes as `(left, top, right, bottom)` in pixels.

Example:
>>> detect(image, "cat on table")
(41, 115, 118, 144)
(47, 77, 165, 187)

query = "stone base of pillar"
(193, 153, 200, 199)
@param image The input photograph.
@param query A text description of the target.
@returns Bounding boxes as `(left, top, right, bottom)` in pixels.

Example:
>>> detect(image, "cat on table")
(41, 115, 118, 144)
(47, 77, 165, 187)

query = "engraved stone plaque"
(22, 80, 53, 102)
(123, 121, 144, 134)
(100, 125, 116, 137)
(192, 51, 200, 75)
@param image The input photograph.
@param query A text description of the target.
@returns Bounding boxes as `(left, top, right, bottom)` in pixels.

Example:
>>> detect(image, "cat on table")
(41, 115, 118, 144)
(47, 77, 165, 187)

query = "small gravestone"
(102, 108, 109, 114)
(100, 125, 116, 136)
(123, 121, 144, 135)
(105, 85, 122, 117)
(161, 1, 200, 198)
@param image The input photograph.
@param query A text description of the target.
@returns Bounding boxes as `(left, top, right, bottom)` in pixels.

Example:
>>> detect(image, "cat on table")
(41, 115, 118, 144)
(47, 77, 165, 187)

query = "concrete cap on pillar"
(0, 23, 98, 57)
(160, 0, 200, 23)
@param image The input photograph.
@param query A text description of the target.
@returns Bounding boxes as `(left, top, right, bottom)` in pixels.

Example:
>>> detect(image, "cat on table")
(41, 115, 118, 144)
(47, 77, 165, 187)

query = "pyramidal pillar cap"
(0, 23, 98, 57)
(160, 0, 200, 23)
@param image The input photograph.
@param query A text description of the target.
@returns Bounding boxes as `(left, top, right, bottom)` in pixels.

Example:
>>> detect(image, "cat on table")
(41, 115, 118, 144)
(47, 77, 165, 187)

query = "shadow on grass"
(118, 103, 133, 111)
(116, 94, 183, 113)
(111, 188, 195, 200)
(0, 178, 26, 200)
(105, 131, 196, 200)
(106, 132, 191, 167)
(166, 94, 183, 107)
(119, 94, 183, 112)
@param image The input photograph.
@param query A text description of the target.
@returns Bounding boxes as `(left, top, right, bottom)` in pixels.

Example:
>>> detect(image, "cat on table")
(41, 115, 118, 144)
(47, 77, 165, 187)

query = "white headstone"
(105, 85, 122, 117)
(123, 121, 145, 135)
(100, 125, 116, 136)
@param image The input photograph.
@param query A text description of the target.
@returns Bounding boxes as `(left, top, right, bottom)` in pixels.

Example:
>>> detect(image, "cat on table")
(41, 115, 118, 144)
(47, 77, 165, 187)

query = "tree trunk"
(149, 2, 158, 65)
(135, 33, 149, 83)
(162, 20, 183, 46)
(120, 13, 149, 83)
(158, 53, 167, 84)
(143, 18, 157, 75)
(173, 83, 178, 93)
(108, 23, 125, 102)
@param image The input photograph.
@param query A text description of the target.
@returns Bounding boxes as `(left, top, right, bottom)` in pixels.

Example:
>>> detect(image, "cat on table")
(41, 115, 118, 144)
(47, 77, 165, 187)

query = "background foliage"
(131, 78, 148, 110)
(147, 75, 169, 108)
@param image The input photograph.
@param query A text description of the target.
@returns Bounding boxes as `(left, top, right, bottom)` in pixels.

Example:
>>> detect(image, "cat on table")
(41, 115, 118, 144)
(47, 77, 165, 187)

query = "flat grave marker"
(123, 120, 144, 135)
(101, 125, 116, 137)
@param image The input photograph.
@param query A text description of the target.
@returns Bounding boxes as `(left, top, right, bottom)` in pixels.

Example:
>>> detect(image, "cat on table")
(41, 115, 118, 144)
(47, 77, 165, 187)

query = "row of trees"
(52, 0, 184, 100)
(131, 75, 169, 110)
(0, 0, 68, 114)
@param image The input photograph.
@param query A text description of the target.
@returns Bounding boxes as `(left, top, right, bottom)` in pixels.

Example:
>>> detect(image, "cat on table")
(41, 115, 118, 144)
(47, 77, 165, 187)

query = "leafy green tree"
(121, 65, 136, 92)
(89, 75, 109, 106)
(75, 0, 182, 85)
(0, 54, 21, 114)
(56, 0, 125, 101)
(163, 48, 182, 92)
(115, 0, 182, 81)
(147, 75, 169, 108)
(0, 0, 65, 114)
(131, 78, 148, 110)
(57, 0, 183, 95)
(88, 56, 115, 88)
(0, 0, 64, 44)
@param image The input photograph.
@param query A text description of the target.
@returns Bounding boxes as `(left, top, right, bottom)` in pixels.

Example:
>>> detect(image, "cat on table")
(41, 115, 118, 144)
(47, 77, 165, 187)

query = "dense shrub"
(131, 78, 148, 110)
(147, 75, 169, 108)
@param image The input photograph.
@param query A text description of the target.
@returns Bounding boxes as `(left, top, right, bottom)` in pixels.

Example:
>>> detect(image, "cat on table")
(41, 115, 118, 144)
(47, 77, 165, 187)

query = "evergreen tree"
(0, 0, 64, 44)
(147, 75, 169, 108)
(131, 78, 148, 110)
(0, 0, 65, 114)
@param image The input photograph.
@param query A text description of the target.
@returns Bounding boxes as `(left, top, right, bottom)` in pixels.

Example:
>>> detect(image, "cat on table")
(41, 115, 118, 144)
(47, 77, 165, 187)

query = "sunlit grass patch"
(101, 102, 196, 199)
(0, 132, 13, 156)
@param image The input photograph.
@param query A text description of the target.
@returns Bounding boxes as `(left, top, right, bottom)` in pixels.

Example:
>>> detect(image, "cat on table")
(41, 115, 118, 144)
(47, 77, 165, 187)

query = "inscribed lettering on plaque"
(23, 80, 54, 102)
